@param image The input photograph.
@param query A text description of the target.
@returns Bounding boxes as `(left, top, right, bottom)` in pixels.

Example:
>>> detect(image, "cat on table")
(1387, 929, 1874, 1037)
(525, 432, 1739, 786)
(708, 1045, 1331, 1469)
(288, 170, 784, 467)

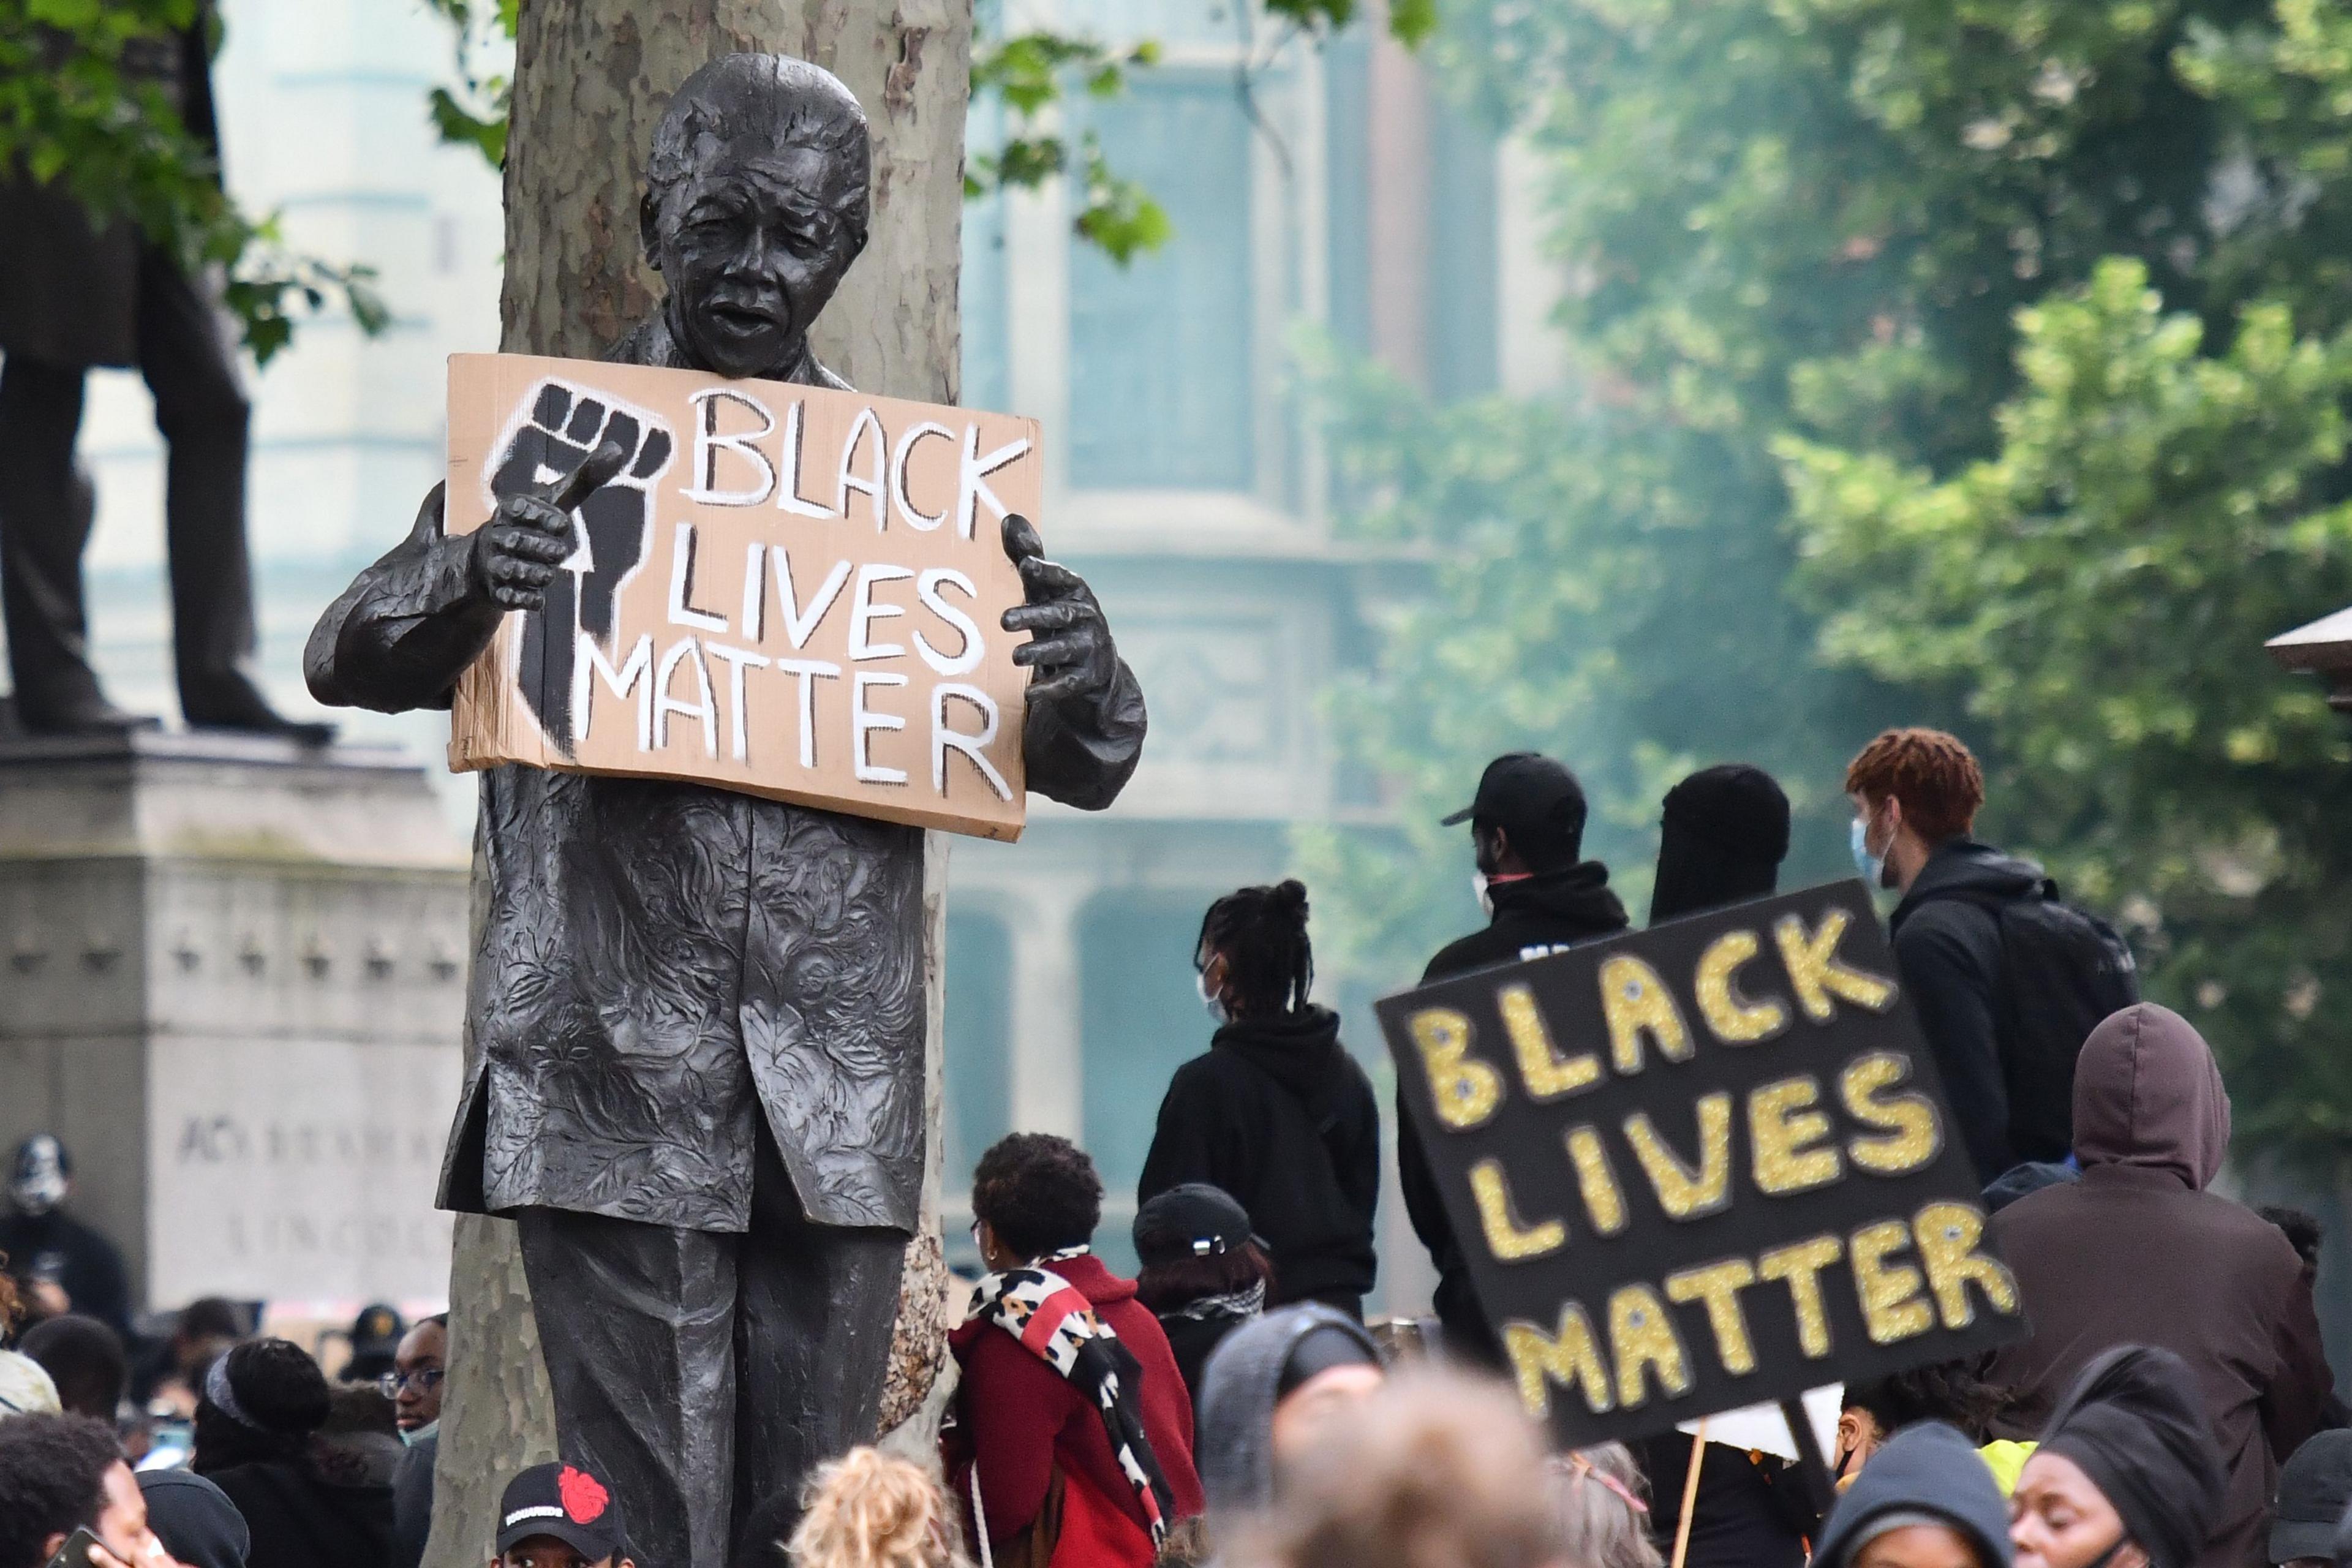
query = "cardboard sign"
(1379, 881, 2026, 1447)
(443, 353, 1038, 840)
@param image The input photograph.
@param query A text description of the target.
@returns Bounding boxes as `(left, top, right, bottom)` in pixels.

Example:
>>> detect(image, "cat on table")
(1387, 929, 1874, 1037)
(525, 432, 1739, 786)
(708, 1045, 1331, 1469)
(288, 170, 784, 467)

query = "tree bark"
(423, 2, 968, 1561)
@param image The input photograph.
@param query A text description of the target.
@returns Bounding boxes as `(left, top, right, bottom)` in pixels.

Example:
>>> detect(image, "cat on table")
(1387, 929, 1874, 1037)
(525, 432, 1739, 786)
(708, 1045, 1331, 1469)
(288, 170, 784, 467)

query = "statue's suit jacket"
(306, 318, 1147, 1234)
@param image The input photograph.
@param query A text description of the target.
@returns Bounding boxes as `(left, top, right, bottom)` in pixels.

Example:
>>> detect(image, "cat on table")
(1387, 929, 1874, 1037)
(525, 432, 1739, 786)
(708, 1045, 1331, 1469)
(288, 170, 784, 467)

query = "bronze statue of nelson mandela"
(304, 55, 1147, 1568)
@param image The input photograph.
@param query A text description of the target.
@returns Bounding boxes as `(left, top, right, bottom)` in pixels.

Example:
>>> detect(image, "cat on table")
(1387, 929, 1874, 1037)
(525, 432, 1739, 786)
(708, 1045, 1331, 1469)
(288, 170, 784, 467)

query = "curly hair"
(1844, 1355, 2016, 1444)
(787, 1446, 967, 1568)
(644, 55, 870, 224)
(971, 1134, 1102, 1261)
(1199, 880, 1315, 1018)
(1844, 728, 1985, 844)
(0, 1413, 121, 1568)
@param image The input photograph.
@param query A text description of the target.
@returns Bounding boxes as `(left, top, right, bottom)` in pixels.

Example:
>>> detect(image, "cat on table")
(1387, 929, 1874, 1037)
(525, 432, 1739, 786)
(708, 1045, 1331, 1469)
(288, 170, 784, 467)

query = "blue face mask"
(1851, 815, 1887, 890)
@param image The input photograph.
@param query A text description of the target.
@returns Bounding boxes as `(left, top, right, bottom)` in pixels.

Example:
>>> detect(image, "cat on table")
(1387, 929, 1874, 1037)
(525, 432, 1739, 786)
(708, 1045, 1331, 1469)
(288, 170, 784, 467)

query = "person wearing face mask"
(2009, 1346, 2225, 1568)
(1139, 881, 1379, 1317)
(1400, 753, 1630, 1366)
(1845, 729, 2138, 1186)
(0, 1136, 132, 1341)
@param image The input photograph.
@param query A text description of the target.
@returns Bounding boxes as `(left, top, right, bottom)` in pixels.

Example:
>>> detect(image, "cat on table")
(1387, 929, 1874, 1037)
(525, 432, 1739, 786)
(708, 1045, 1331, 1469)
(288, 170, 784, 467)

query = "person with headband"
(1547, 1445, 1661, 1568)
(2010, 1346, 2226, 1568)
(1140, 880, 1380, 1319)
(194, 1338, 393, 1568)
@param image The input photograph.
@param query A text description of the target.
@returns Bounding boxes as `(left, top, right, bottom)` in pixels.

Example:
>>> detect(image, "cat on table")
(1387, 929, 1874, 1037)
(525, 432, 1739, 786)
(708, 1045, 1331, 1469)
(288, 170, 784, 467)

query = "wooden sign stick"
(1670, 1416, 1707, 1568)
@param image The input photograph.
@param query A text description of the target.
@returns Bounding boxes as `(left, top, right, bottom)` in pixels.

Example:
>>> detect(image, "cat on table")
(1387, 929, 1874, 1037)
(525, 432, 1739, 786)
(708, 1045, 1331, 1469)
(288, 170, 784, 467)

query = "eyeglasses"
(377, 1368, 445, 1399)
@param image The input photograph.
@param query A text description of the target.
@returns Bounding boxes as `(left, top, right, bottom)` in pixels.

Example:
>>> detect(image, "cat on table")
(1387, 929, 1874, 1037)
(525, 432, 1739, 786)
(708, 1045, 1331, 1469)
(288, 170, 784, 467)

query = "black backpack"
(1935, 879, 2139, 1164)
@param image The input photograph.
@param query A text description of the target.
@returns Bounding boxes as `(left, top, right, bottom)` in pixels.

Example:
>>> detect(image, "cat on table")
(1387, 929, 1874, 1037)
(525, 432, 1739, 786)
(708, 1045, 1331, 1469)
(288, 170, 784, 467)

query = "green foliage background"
(1305, 0, 2352, 1183)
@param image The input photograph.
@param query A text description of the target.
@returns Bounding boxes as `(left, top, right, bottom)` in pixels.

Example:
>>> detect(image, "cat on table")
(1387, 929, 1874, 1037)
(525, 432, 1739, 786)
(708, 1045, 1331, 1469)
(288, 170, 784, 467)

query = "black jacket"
(1887, 839, 2048, 1183)
(1156, 1308, 1250, 1427)
(1139, 1007, 1379, 1305)
(0, 1208, 132, 1340)
(208, 1459, 393, 1568)
(1400, 865, 1630, 1362)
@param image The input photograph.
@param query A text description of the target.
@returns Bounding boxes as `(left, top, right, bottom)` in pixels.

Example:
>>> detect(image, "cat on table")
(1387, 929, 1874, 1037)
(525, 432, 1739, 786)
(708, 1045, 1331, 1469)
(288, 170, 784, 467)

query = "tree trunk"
(423, 1, 968, 1561)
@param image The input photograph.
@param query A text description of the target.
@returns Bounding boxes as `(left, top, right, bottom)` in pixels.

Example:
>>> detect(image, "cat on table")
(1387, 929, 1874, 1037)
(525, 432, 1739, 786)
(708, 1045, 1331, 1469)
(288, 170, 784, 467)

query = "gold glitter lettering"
(1499, 982, 1604, 1101)
(1665, 1258, 1761, 1376)
(1469, 1158, 1566, 1262)
(1503, 1304, 1615, 1419)
(1750, 1076, 1843, 1196)
(1599, 954, 1695, 1074)
(1565, 1125, 1627, 1236)
(1772, 909, 1898, 1022)
(1840, 1052, 1942, 1176)
(1411, 1008, 1502, 1130)
(1850, 1219, 1935, 1344)
(1694, 929, 1790, 1044)
(1913, 1202, 2021, 1328)
(1608, 1283, 1693, 1408)
(1624, 1093, 1733, 1219)
(1759, 1235, 1842, 1358)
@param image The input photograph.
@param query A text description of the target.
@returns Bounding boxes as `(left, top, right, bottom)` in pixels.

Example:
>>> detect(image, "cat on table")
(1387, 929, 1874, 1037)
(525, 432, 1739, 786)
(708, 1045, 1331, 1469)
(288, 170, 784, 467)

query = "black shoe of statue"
(4, 688, 162, 737)
(181, 669, 337, 746)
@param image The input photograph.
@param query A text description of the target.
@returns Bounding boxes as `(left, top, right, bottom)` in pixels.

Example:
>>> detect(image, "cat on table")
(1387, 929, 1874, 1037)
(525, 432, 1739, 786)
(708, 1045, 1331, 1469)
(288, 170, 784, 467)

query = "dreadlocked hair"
(1843, 728, 1984, 844)
(787, 1446, 968, 1568)
(1199, 879, 1314, 1017)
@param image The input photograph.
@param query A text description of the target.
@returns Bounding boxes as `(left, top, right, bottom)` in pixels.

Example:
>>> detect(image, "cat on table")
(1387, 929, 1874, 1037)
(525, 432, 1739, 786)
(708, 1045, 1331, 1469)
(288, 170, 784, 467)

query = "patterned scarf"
(968, 1247, 1177, 1545)
(1167, 1280, 1265, 1325)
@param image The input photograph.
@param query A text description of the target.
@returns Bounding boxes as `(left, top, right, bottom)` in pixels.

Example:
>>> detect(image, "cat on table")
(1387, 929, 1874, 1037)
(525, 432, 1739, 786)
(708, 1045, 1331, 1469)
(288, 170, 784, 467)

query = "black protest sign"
(1379, 880, 2026, 1447)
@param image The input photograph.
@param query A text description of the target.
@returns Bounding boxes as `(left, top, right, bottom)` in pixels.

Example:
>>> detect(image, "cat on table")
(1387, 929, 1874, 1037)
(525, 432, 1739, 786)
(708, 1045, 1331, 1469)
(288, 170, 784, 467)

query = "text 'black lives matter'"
(1378, 880, 2026, 1447)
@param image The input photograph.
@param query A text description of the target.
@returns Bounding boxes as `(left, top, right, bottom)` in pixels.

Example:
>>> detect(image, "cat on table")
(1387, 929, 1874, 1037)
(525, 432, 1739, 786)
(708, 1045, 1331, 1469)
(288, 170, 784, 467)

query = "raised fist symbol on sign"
(488, 381, 676, 754)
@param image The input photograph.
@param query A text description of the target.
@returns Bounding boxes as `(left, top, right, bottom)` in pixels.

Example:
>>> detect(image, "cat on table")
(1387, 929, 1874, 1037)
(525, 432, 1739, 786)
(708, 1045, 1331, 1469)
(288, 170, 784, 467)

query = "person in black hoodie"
(1400, 752, 1630, 1365)
(1846, 728, 2135, 1185)
(194, 1338, 392, 1568)
(1140, 880, 1380, 1317)
(1635, 763, 1817, 1568)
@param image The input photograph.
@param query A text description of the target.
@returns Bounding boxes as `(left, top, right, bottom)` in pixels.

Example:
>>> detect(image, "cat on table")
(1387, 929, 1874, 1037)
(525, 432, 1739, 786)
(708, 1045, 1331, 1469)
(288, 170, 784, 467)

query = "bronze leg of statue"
(0, 355, 151, 734)
(515, 1126, 907, 1568)
(134, 245, 330, 742)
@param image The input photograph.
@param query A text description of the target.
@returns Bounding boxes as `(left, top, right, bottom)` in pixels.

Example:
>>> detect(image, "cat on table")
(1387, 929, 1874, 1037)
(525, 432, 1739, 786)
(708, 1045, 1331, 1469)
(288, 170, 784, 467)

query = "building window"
(1079, 890, 1216, 1269)
(943, 910, 1014, 1199)
(1068, 75, 1256, 491)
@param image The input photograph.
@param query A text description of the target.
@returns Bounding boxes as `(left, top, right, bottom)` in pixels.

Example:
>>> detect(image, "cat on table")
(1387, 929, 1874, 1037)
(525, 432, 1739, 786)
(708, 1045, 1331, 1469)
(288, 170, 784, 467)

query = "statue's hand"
(1001, 514, 1117, 705)
(466, 440, 628, 612)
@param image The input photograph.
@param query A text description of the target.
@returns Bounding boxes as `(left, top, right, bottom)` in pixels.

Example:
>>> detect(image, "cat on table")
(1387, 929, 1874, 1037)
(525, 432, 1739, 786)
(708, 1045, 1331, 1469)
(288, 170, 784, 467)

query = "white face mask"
(1197, 967, 1230, 1024)
(1472, 872, 1495, 917)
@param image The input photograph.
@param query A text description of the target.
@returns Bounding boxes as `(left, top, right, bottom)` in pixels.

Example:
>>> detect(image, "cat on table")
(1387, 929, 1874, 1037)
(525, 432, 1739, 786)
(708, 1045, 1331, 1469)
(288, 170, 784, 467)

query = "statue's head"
(641, 54, 871, 379)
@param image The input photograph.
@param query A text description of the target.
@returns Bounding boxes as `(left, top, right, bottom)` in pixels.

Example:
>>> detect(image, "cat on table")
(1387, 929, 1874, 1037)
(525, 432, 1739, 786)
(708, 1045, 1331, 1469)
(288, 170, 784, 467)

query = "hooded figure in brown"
(1988, 1003, 2331, 1568)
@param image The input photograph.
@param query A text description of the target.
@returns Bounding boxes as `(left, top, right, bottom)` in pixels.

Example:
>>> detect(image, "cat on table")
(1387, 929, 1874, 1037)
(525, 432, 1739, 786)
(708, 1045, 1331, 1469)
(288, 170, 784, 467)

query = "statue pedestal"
(0, 728, 471, 1311)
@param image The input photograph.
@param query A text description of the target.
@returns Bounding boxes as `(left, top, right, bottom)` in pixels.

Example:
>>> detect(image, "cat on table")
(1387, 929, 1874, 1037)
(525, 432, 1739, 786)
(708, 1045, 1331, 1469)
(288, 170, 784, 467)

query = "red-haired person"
(1844, 728, 2136, 1185)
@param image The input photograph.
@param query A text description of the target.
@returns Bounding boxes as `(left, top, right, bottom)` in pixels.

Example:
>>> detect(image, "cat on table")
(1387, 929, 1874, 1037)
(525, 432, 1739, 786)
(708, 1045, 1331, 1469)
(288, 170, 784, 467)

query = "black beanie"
(2038, 1346, 2224, 1568)
(1649, 764, 1791, 924)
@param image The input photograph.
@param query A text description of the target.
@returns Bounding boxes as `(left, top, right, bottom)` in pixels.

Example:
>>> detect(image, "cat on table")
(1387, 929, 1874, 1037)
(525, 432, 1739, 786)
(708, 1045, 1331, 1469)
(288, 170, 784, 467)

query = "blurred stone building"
(53, 0, 1568, 1311)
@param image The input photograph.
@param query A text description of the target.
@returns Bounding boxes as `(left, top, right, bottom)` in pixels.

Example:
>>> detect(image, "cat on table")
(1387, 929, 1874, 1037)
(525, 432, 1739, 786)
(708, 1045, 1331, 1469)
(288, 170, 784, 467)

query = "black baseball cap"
(2270, 1430, 2352, 1562)
(497, 1461, 627, 1561)
(1441, 752, 1588, 837)
(1134, 1183, 1262, 1268)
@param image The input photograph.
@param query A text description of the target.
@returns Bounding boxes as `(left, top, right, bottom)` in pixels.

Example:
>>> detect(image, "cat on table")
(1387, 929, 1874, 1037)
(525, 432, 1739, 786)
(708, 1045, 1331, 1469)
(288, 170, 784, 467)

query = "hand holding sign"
(467, 438, 630, 612)
(1002, 513, 1118, 705)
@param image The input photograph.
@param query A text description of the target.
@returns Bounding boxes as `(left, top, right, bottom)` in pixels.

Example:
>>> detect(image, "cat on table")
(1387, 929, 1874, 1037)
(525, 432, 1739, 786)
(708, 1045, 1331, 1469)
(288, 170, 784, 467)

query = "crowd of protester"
(2, 728, 2348, 1568)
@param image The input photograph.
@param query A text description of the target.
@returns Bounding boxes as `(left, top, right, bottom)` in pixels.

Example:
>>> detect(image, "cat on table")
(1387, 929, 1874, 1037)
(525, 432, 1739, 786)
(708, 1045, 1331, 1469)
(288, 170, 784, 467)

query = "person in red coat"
(948, 1135, 1204, 1568)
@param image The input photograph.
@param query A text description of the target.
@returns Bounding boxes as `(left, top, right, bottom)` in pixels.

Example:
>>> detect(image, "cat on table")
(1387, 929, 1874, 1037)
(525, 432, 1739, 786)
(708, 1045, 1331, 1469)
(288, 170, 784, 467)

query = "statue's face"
(647, 139, 866, 379)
